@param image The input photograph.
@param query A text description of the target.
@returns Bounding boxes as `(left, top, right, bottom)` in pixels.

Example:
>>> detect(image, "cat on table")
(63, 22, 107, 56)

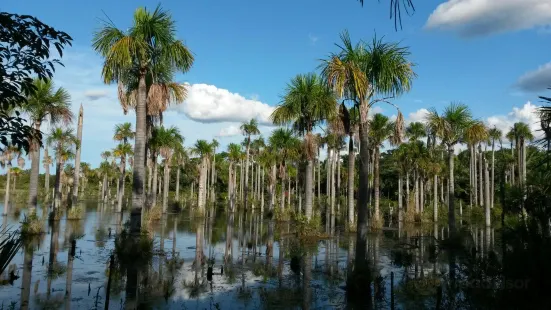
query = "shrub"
(67, 206, 84, 220)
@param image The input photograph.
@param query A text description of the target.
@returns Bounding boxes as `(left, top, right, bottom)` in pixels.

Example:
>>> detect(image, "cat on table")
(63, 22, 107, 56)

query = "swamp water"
(0, 201, 540, 309)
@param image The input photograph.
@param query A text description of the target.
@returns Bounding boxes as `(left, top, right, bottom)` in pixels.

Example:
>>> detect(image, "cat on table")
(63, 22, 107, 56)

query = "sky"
(3, 0, 551, 169)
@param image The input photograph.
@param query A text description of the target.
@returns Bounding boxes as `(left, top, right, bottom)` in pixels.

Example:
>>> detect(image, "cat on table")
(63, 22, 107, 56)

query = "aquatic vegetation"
(67, 205, 84, 220)
(20, 214, 43, 235)
(114, 224, 154, 269)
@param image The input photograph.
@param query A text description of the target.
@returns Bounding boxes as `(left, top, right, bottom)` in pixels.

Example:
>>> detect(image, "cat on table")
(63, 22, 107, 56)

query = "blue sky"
(3, 0, 551, 169)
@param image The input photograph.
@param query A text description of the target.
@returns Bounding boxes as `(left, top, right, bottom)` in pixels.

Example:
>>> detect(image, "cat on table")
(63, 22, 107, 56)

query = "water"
(0, 201, 522, 309)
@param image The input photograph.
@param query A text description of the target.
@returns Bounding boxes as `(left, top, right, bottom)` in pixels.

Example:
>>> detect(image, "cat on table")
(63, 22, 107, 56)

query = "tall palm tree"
(426, 103, 472, 233)
(151, 126, 183, 213)
(406, 121, 426, 213)
(406, 122, 426, 142)
(368, 113, 396, 225)
(240, 119, 260, 210)
(464, 121, 488, 208)
(1, 146, 21, 216)
(269, 128, 300, 211)
(210, 139, 220, 202)
(47, 127, 77, 214)
(488, 127, 502, 209)
(71, 104, 84, 206)
(114, 122, 135, 144)
(43, 148, 53, 199)
(173, 146, 187, 202)
(93, 4, 194, 232)
(271, 73, 337, 220)
(227, 143, 242, 211)
(113, 142, 133, 212)
(22, 78, 72, 213)
(192, 140, 213, 213)
(321, 31, 414, 272)
(508, 122, 534, 186)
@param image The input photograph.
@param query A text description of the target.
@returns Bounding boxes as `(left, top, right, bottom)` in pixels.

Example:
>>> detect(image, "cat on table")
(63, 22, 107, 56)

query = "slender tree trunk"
(305, 158, 314, 220)
(229, 162, 234, 212)
(53, 160, 62, 213)
(522, 139, 527, 184)
(336, 148, 341, 207)
(348, 134, 355, 226)
(198, 157, 208, 213)
(420, 178, 424, 213)
(406, 172, 410, 213)
(447, 145, 456, 233)
(330, 149, 336, 216)
(117, 158, 126, 212)
(374, 148, 380, 224)
(287, 174, 291, 209)
(491, 141, 495, 209)
(151, 156, 159, 207)
(71, 104, 84, 206)
(479, 144, 484, 207)
(270, 164, 276, 212)
(44, 148, 50, 200)
(398, 173, 403, 222)
(130, 72, 147, 233)
(414, 170, 419, 214)
(245, 140, 251, 210)
(28, 121, 41, 213)
(261, 167, 265, 213)
(317, 148, 321, 206)
(20, 240, 34, 310)
(484, 156, 491, 227)
(3, 164, 11, 216)
(101, 174, 107, 202)
(433, 175, 438, 221)
(211, 152, 216, 202)
(469, 144, 473, 208)
(326, 148, 331, 209)
(147, 156, 153, 194)
(162, 162, 170, 213)
(280, 169, 285, 211)
(240, 160, 244, 201)
(175, 166, 180, 201)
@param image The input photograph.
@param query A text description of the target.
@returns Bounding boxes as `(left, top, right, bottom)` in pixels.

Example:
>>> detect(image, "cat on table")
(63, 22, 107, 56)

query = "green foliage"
(67, 206, 84, 220)
(292, 212, 322, 237)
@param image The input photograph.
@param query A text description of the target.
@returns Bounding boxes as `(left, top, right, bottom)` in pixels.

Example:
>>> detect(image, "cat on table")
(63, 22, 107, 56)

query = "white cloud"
(408, 108, 429, 124)
(308, 33, 318, 44)
(83, 89, 110, 101)
(217, 125, 241, 137)
(485, 101, 542, 138)
(425, 0, 551, 37)
(515, 62, 551, 92)
(170, 83, 275, 125)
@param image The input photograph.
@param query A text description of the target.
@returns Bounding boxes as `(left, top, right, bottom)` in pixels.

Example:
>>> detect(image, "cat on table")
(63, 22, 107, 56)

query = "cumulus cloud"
(170, 83, 275, 125)
(217, 125, 241, 137)
(515, 62, 551, 92)
(408, 108, 430, 123)
(83, 89, 110, 101)
(425, 0, 551, 37)
(485, 101, 542, 138)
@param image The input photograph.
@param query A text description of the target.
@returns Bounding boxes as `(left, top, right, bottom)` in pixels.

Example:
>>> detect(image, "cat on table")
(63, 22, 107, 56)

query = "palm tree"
(173, 146, 187, 202)
(368, 113, 396, 225)
(47, 127, 77, 214)
(192, 140, 213, 213)
(269, 128, 300, 211)
(464, 121, 488, 208)
(80, 162, 91, 195)
(22, 78, 72, 213)
(114, 122, 135, 144)
(151, 126, 183, 213)
(508, 122, 534, 186)
(1, 146, 21, 216)
(406, 122, 426, 213)
(240, 119, 260, 210)
(113, 143, 133, 212)
(93, 4, 194, 232)
(227, 143, 242, 212)
(271, 73, 337, 220)
(43, 148, 53, 199)
(406, 122, 426, 142)
(425, 103, 472, 233)
(71, 104, 84, 206)
(321, 31, 414, 273)
(488, 127, 502, 209)
(210, 139, 219, 202)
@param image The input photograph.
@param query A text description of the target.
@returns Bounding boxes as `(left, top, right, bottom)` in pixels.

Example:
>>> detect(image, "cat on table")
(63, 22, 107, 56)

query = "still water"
(0, 201, 501, 309)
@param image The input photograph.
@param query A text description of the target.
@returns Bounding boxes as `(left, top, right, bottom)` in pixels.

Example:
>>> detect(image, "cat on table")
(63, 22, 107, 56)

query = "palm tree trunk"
(522, 139, 527, 184)
(354, 112, 370, 280)
(53, 160, 62, 213)
(240, 160, 244, 202)
(347, 135, 355, 226)
(228, 162, 234, 212)
(71, 105, 84, 206)
(479, 144, 484, 207)
(305, 158, 314, 220)
(28, 121, 41, 213)
(280, 170, 285, 211)
(406, 172, 410, 213)
(270, 164, 276, 212)
(330, 149, 336, 216)
(147, 156, 153, 193)
(491, 140, 495, 209)
(326, 148, 331, 208)
(317, 148, 321, 206)
(245, 140, 251, 210)
(469, 144, 473, 208)
(336, 149, 341, 208)
(101, 174, 107, 202)
(484, 156, 491, 227)
(433, 175, 438, 221)
(175, 166, 180, 201)
(374, 148, 380, 224)
(20, 241, 34, 310)
(45, 148, 50, 200)
(261, 167, 265, 213)
(447, 145, 456, 233)
(420, 178, 424, 213)
(287, 174, 291, 209)
(151, 155, 159, 207)
(130, 72, 147, 233)
(398, 173, 403, 222)
(3, 165, 11, 216)
(198, 157, 208, 212)
(211, 152, 216, 202)
(414, 170, 419, 214)
(162, 163, 170, 214)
